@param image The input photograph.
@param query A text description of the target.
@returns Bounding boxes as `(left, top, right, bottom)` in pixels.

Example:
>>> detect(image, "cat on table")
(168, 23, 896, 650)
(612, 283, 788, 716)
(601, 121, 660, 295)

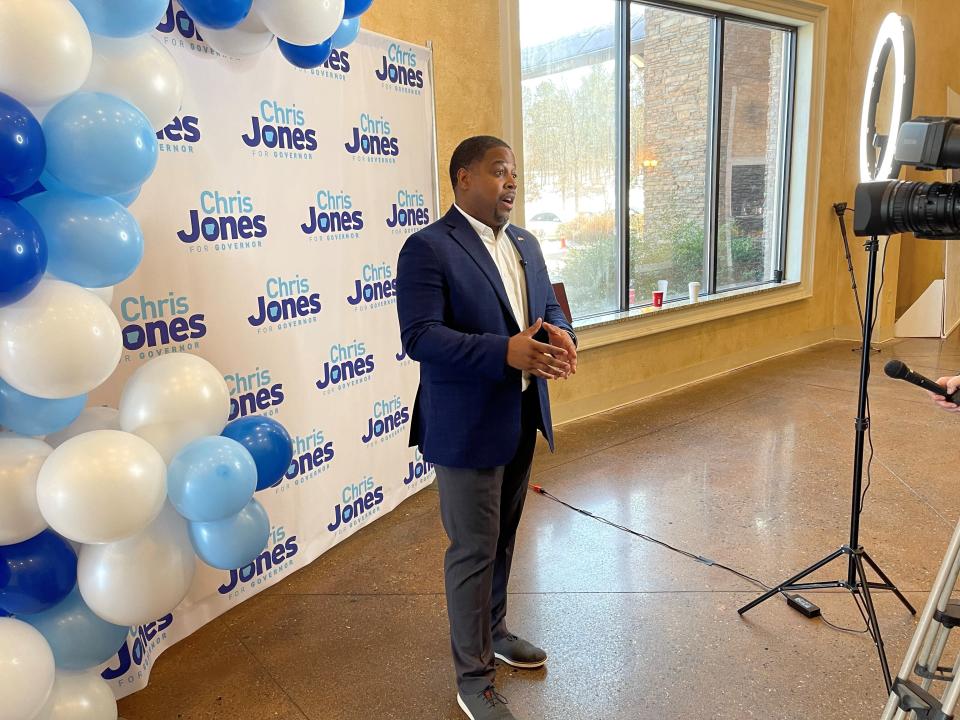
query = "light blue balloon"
(189, 499, 270, 570)
(330, 17, 361, 49)
(168, 437, 258, 522)
(111, 185, 141, 207)
(0, 378, 85, 436)
(38, 171, 70, 194)
(20, 191, 143, 288)
(43, 93, 158, 197)
(69, 0, 170, 38)
(20, 584, 128, 671)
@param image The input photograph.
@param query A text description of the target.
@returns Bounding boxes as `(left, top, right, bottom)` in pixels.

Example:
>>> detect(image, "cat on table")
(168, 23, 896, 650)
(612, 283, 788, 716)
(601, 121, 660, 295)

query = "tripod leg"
(880, 517, 960, 720)
(738, 547, 846, 615)
(919, 626, 951, 692)
(916, 555, 960, 693)
(854, 552, 892, 693)
(862, 551, 917, 615)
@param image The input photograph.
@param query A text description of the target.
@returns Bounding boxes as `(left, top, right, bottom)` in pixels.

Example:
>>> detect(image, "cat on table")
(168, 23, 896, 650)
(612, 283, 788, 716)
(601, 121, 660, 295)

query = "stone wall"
(639, 8, 711, 251)
(641, 9, 784, 283)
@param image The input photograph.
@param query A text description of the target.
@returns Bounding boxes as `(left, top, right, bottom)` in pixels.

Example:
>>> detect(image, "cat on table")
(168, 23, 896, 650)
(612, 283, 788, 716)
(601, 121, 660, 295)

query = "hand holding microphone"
(931, 376, 960, 412)
(883, 360, 960, 412)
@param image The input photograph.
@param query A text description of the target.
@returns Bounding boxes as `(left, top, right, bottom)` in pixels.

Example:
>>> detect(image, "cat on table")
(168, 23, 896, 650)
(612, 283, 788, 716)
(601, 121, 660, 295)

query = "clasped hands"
(506, 318, 577, 380)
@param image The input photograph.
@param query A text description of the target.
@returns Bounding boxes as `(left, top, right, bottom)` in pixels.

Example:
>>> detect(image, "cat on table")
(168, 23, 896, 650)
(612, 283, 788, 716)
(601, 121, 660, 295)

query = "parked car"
(528, 211, 562, 242)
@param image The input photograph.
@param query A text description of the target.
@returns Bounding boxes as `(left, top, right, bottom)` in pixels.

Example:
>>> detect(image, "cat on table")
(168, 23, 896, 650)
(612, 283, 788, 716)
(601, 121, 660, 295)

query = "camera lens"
(854, 181, 960, 237)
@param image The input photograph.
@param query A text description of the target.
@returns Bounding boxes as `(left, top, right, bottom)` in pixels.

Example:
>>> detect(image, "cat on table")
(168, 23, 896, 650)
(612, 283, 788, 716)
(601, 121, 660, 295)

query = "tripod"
(737, 235, 916, 693)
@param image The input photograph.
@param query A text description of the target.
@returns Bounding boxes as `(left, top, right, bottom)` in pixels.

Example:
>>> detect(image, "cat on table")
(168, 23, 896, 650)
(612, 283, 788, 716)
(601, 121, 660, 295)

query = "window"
(518, 0, 795, 321)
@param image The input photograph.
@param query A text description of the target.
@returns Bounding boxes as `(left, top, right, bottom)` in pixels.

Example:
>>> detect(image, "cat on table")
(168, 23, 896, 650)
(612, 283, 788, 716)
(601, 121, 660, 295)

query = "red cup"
(652, 290, 664, 308)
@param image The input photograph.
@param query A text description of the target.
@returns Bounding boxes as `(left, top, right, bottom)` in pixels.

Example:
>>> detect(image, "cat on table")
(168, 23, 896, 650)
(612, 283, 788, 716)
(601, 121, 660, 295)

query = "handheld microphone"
(883, 360, 960, 403)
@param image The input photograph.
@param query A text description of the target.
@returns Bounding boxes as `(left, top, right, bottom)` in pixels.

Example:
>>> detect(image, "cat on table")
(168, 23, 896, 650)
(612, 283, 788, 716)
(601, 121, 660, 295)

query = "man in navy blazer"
(397, 136, 577, 720)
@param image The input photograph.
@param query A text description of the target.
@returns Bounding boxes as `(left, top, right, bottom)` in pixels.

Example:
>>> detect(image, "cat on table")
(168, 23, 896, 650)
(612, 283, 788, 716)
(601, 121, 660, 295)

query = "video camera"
(854, 117, 960, 238)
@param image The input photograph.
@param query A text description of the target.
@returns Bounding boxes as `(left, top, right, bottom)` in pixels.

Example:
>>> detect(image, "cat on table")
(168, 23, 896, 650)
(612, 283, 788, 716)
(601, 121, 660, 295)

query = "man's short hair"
(449, 136, 511, 189)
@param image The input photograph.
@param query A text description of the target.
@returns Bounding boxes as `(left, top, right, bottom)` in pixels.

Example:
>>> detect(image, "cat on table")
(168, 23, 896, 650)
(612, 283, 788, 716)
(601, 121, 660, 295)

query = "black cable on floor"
(531, 485, 872, 635)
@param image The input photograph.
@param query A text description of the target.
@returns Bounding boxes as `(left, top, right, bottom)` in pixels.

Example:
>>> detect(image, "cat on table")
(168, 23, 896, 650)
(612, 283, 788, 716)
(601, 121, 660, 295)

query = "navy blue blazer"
(396, 206, 575, 469)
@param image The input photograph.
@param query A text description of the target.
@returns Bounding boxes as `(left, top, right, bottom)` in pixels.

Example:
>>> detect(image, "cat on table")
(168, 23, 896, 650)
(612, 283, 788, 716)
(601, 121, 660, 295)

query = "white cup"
(657, 279, 669, 294)
(688, 281, 701, 303)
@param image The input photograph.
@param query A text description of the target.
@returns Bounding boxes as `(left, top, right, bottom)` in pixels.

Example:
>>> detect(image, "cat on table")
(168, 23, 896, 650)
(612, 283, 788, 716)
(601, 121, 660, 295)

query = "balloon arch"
(0, 1, 375, 718)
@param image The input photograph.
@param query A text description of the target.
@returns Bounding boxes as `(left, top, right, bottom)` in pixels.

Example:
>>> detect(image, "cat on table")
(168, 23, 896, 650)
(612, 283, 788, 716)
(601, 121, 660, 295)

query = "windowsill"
(574, 280, 808, 350)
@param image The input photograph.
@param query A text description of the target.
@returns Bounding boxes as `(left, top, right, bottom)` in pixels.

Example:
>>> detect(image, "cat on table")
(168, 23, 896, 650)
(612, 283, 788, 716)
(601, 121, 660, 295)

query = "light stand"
(737, 234, 916, 693)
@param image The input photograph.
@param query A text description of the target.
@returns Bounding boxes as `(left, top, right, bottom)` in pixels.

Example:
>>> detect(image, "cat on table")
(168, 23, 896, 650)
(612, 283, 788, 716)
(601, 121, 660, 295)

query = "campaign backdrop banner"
(88, 10, 438, 696)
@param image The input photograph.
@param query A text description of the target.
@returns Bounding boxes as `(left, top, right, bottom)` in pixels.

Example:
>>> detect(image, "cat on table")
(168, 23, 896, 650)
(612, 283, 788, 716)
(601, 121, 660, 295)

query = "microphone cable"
(531, 484, 871, 635)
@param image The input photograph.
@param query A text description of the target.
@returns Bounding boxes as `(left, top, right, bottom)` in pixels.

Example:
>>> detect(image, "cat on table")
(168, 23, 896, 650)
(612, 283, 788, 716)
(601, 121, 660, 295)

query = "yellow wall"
(365, 1, 958, 422)
(361, 3, 503, 211)
(833, 0, 958, 336)
(893, 0, 958, 319)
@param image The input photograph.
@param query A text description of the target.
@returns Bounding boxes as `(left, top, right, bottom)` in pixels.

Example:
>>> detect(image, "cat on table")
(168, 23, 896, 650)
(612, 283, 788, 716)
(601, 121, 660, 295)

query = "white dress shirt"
(455, 204, 531, 391)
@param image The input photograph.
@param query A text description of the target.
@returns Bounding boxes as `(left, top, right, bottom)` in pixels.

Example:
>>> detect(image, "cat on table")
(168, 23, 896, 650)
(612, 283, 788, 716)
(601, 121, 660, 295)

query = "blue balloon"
(8, 180, 45, 202)
(344, 0, 374, 19)
(189, 499, 270, 570)
(221, 416, 294, 491)
(168, 437, 258, 522)
(43, 93, 158, 197)
(179, 0, 252, 29)
(21, 584, 128, 671)
(0, 93, 45, 197)
(0, 378, 86, 436)
(20, 191, 144, 288)
(278, 37, 334, 69)
(38, 171, 70, 194)
(69, 0, 170, 37)
(0, 199, 47, 308)
(0, 531, 77, 615)
(111, 185, 141, 207)
(330, 16, 360, 49)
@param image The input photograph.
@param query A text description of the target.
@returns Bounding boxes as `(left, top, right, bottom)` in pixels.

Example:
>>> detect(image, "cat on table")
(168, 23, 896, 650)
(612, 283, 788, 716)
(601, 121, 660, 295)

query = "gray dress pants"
(434, 386, 540, 695)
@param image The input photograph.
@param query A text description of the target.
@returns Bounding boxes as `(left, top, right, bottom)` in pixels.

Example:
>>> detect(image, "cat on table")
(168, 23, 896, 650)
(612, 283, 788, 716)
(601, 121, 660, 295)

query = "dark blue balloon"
(0, 198, 47, 308)
(278, 37, 334, 69)
(0, 530, 77, 615)
(344, 0, 374, 19)
(179, 0, 252, 29)
(0, 93, 45, 197)
(221, 416, 293, 492)
(8, 180, 45, 203)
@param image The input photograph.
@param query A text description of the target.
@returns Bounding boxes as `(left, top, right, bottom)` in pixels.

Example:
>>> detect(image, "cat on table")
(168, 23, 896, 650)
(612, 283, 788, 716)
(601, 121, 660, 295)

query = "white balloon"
(43, 273, 114, 307)
(37, 430, 166, 545)
(0, 279, 122, 400)
(33, 670, 118, 720)
(0, 618, 55, 720)
(255, 0, 345, 46)
(198, 10, 275, 57)
(87, 285, 114, 307)
(119, 354, 230, 464)
(82, 34, 184, 131)
(0, 436, 52, 545)
(78, 504, 196, 627)
(45, 406, 121, 448)
(0, 0, 93, 106)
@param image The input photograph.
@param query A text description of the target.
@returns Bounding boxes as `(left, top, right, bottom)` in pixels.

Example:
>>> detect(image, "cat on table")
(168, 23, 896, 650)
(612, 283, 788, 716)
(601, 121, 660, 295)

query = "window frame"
(616, 1, 799, 317)
(500, 0, 830, 350)
(501, 0, 828, 342)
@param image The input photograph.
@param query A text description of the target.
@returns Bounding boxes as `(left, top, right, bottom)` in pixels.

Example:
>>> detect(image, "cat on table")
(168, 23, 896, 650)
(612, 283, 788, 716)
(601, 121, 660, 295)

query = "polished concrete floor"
(119, 336, 960, 720)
